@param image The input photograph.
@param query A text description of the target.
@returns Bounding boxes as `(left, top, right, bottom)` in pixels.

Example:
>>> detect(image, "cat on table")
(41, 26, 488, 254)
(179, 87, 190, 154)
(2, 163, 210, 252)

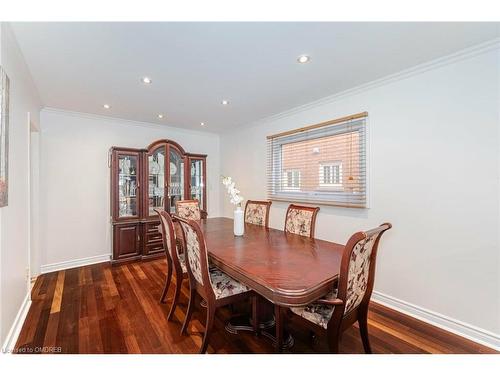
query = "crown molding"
(41, 107, 220, 138)
(239, 37, 500, 129)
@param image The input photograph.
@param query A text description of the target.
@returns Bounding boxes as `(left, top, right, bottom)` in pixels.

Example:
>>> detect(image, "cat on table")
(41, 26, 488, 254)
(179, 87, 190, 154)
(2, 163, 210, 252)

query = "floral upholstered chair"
(176, 199, 201, 220)
(244, 200, 272, 228)
(284, 204, 320, 238)
(155, 209, 188, 322)
(177, 217, 253, 353)
(289, 223, 392, 353)
(174, 200, 201, 254)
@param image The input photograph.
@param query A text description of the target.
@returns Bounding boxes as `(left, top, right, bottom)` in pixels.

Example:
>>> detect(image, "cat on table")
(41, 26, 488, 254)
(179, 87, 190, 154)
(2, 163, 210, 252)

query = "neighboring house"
(281, 131, 361, 193)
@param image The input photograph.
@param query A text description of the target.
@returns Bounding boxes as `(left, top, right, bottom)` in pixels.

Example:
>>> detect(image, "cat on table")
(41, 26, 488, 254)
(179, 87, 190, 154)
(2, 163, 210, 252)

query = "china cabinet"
(110, 139, 207, 264)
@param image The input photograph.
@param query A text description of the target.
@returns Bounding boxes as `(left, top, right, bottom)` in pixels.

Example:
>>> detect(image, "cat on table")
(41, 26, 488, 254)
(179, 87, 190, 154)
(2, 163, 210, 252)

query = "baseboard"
(40, 254, 110, 274)
(371, 290, 500, 351)
(1, 293, 32, 353)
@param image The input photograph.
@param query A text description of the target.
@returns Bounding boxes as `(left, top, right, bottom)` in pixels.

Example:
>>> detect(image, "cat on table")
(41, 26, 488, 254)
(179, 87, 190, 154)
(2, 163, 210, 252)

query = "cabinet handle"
(137, 235, 140, 242)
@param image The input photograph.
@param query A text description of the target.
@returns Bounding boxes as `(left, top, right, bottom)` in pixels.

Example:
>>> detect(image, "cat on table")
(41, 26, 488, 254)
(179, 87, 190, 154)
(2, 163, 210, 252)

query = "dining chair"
(176, 216, 253, 353)
(175, 199, 201, 220)
(155, 209, 188, 321)
(284, 204, 320, 238)
(174, 199, 201, 254)
(244, 200, 272, 228)
(287, 223, 392, 353)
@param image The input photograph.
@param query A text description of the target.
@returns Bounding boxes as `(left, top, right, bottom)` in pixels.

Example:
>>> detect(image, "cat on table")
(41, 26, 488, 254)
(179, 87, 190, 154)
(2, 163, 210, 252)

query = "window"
(282, 169, 301, 190)
(319, 162, 342, 187)
(266, 112, 367, 208)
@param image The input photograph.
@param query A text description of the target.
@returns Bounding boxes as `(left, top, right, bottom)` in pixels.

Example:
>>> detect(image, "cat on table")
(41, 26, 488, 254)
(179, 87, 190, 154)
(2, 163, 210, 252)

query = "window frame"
(282, 169, 301, 191)
(267, 114, 368, 208)
(318, 161, 343, 189)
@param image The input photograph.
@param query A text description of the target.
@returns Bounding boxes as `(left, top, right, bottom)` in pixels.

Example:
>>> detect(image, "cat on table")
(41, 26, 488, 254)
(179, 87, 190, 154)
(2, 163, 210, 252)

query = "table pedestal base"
(224, 314, 294, 350)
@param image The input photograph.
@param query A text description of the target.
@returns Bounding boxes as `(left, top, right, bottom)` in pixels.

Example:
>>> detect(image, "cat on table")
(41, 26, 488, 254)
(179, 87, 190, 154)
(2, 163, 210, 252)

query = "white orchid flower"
(222, 176, 233, 187)
(221, 175, 244, 207)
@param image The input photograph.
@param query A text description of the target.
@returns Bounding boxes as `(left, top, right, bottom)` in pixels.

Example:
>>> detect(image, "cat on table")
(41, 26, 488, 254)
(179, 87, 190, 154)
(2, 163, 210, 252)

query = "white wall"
(220, 45, 500, 340)
(0, 23, 41, 347)
(39, 110, 221, 268)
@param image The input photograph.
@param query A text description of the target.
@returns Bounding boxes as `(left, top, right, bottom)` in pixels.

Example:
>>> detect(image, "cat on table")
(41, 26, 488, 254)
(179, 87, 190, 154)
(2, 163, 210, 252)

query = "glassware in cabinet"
(117, 154, 139, 218)
(168, 147, 185, 214)
(147, 146, 165, 216)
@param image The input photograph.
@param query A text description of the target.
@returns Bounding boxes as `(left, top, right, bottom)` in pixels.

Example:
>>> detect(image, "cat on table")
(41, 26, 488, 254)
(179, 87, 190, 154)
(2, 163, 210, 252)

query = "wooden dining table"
(198, 217, 345, 351)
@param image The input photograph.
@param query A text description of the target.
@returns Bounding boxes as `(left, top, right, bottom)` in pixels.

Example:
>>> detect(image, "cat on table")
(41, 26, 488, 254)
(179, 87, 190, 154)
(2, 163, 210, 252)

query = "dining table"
(198, 217, 345, 351)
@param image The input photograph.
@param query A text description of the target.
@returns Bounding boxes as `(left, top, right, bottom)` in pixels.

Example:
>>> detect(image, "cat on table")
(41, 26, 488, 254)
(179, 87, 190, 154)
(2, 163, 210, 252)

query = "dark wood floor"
(15, 259, 497, 354)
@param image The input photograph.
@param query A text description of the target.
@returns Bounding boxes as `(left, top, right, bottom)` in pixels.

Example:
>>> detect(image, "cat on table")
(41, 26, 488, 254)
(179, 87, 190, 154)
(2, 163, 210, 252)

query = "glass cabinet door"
(190, 158, 204, 210)
(168, 147, 185, 214)
(147, 146, 165, 216)
(118, 153, 139, 218)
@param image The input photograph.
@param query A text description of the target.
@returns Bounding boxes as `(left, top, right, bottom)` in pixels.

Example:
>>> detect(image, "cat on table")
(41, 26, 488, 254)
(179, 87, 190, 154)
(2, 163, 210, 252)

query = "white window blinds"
(266, 112, 368, 208)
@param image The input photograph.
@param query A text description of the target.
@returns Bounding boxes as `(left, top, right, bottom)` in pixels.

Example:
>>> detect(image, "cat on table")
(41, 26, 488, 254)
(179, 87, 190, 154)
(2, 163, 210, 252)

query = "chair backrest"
(336, 223, 392, 317)
(176, 199, 201, 220)
(284, 204, 320, 238)
(154, 208, 177, 259)
(244, 200, 272, 227)
(176, 216, 214, 299)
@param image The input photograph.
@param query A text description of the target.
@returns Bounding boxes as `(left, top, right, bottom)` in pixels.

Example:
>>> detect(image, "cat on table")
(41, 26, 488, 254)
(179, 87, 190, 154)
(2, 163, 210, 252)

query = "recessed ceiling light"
(221, 100, 229, 105)
(103, 104, 111, 109)
(297, 55, 311, 64)
(142, 77, 152, 84)
(158, 114, 164, 119)
(200, 122, 205, 126)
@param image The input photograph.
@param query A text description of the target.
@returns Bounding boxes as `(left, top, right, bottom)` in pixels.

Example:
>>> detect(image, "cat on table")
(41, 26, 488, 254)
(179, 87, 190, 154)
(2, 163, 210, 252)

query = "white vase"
(233, 205, 244, 236)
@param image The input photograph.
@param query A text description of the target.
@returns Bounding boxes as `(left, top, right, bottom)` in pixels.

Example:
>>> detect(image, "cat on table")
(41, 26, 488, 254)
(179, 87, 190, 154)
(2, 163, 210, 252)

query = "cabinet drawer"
(145, 221, 163, 244)
(145, 242, 164, 255)
(145, 221, 161, 233)
(146, 232, 162, 243)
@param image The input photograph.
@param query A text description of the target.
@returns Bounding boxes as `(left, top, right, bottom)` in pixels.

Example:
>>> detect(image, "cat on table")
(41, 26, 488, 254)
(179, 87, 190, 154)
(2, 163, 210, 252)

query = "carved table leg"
(275, 304, 283, 353)
(225, 295, 275, 334)
(252, 294, 260, 336)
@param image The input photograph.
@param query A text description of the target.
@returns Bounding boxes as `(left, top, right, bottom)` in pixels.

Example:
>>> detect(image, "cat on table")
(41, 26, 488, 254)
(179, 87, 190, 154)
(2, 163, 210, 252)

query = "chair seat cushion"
(289, 289, 338, 329)
(209, 268, 250, 299)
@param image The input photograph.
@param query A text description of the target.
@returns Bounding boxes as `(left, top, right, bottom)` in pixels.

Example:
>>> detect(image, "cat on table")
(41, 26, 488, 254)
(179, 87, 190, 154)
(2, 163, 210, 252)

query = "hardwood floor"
(15, 259, 497, 354)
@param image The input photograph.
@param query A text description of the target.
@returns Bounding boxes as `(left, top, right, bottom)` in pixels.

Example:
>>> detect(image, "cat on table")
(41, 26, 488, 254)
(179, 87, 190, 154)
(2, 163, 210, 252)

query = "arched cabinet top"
(145, 139, 187, 155)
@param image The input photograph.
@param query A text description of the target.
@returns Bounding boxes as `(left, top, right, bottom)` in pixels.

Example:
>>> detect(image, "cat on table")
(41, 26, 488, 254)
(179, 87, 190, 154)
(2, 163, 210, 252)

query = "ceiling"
(11, 22, 500, 133)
